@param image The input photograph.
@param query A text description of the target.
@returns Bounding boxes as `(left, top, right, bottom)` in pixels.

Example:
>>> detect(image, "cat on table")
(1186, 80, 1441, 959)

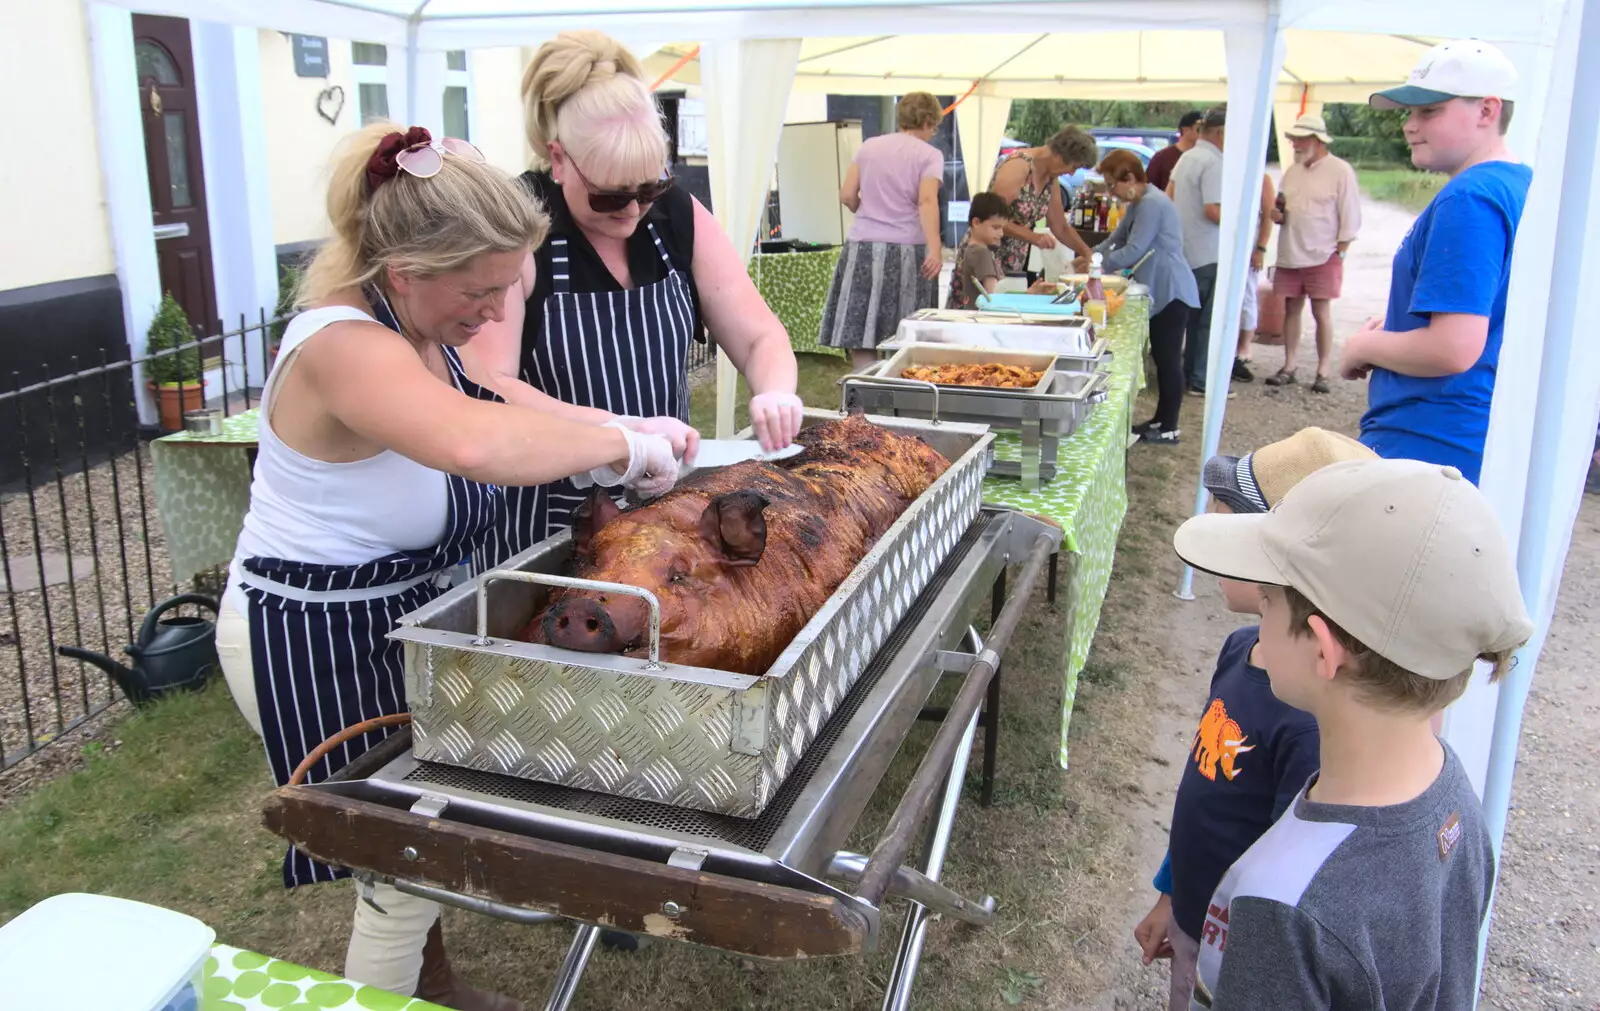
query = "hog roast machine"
(841, 345, 1109, 490)
(262, 410, 1065, 1011)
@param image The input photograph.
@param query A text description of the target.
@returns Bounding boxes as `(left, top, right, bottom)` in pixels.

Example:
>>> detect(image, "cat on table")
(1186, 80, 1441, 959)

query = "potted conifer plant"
(145, 293, 205, 432)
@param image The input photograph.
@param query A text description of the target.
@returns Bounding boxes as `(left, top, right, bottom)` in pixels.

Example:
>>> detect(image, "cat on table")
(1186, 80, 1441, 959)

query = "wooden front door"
(133, 15, 219, 351)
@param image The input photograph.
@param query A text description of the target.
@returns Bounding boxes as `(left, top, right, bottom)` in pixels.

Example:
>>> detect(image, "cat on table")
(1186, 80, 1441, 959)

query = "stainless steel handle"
(841, 373, 941, 424)
(153, 222, 190, 241)
(472, 568, 664, 670)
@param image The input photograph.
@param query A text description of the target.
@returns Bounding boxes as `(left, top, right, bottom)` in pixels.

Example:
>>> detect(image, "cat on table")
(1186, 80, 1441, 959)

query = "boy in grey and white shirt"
(1172, 458, 1533, 1008)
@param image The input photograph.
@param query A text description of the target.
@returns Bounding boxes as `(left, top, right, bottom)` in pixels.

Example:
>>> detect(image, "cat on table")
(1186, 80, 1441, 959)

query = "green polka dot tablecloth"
(150, 409, 259, 584)
(749, 249, 846, 358)
(981, 299, 1149, 769)
(199, 944, 443, 1010)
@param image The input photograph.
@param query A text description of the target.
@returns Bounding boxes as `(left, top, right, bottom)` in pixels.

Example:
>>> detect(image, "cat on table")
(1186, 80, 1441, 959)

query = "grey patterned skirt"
(817, 240, 938, 350)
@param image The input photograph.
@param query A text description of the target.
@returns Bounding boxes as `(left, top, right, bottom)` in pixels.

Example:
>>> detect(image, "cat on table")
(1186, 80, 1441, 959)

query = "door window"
(136, 40, 181, 85)
(162, 112, 193, 207)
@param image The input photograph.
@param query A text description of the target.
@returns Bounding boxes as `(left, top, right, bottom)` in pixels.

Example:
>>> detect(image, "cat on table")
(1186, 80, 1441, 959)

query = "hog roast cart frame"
(263, 506, 1064, 1011)
(841, 356, 1108, 491)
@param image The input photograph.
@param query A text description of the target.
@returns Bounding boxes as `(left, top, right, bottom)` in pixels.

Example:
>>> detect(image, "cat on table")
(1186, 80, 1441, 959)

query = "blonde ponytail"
(299, 122, 549, 306)
(520, 31, 668, 182)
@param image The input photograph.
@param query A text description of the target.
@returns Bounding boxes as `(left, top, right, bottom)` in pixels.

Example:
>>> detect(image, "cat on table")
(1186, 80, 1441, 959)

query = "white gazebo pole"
(1175, 14, 1286, 599)
(700, 38, 800, 437)
(1469, 0, 1600, 995)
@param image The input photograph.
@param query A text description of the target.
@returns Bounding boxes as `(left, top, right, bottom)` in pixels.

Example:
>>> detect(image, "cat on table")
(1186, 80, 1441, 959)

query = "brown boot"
(415, 919, 525, 1011)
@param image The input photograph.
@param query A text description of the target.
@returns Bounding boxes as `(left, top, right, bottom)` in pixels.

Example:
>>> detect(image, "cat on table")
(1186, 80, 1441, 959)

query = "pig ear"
(698, 491, 769, 566)
(572, 489, 623, 558)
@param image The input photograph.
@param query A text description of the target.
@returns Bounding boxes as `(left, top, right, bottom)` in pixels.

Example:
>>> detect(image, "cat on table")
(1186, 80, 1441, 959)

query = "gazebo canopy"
(646, 30, 1439, 103)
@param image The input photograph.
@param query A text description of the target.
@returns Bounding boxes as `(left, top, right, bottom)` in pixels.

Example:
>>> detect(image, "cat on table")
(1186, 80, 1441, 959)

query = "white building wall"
(259, 30, 359, 248)
(0, 1, 114, 290)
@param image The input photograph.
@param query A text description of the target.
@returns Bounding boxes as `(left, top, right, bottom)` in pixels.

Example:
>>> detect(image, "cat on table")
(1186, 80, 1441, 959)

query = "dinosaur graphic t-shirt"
(1167, 626, 1319, 941)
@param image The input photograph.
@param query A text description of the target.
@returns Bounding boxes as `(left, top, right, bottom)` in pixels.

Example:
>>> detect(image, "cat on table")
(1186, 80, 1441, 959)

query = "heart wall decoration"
(316, 85, 345, 126)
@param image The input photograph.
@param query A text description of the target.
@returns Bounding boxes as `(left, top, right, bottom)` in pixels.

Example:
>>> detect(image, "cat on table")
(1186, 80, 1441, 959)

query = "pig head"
(530, 487, 772, 667)
(523, 414, 951, 675)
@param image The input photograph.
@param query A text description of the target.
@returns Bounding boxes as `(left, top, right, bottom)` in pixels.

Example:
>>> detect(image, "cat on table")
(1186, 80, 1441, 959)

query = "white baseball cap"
(1371, 39, 1520, 110)
(1175, 458, 1533, 680)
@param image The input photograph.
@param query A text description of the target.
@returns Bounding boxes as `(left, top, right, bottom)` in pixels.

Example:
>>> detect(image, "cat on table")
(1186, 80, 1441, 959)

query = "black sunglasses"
(566, 155, 674, 213)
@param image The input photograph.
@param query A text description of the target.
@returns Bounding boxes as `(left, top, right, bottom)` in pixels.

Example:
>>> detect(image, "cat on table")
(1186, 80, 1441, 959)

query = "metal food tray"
(389, 410, 994, 818)
(841, 354, 1107, 489)
(880, 335, 1111, 375)
(877, 343, 1058, 394)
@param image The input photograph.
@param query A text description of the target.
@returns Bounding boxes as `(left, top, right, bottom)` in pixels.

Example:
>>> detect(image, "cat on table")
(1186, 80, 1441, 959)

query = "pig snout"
(540, 594, 651, 655)
(542, 597, 621, 653)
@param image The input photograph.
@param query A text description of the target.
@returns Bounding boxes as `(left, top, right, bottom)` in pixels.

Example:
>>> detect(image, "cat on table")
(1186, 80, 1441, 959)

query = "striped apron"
(240, 300, 503, 887)
(475, 223, 696, 572)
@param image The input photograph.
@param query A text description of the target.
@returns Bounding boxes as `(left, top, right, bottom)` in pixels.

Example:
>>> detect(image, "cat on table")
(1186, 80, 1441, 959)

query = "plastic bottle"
(1084, 252, 1107, 325)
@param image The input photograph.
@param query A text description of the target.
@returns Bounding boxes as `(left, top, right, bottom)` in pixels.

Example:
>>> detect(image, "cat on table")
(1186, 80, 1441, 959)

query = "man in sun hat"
(1172, 456, 1531, 1009)
(1264, 114, 1361, 394)
(1339, 39, 1531, 486)
(1132, 428, 1374, 1011)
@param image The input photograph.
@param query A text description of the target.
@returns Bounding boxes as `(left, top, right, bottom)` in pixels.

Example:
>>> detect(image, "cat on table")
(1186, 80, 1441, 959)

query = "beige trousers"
(216, 593, 440, 994)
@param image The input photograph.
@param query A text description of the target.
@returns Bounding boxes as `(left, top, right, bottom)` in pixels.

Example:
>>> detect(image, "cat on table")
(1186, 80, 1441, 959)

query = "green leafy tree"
(269, 264, 303, 350)
(145, 293, 201, 386)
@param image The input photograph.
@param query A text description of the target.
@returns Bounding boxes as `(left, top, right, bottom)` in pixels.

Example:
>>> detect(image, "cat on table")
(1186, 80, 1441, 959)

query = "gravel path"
(0, 444, 191, 777)
(1480, 497, 1600, 1009)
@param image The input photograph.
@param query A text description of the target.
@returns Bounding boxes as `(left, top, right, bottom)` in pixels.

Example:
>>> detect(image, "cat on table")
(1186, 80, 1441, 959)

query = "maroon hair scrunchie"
(365, 126, 433, 193)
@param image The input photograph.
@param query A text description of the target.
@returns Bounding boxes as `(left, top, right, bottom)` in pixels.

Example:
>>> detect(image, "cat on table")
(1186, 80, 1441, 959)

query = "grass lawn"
(1357, 168, 1444, 213)
(0, 353, 1181, 1008)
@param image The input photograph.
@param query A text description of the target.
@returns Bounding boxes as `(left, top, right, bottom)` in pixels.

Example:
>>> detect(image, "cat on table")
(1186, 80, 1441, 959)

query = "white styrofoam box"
(0, 892, 215, 1011)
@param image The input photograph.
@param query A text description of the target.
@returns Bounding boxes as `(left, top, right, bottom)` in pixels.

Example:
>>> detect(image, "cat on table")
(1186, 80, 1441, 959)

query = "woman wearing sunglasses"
(213, 122, 680, 1011)
(472, 30, 802, 570)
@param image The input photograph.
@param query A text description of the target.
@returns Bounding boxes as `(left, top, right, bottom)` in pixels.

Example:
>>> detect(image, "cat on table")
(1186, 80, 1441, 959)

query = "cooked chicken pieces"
(901, 363, 1046, 388)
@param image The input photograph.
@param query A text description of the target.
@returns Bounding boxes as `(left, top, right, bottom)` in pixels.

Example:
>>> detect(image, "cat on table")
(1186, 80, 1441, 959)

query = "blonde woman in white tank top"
(213, 123, 696, 1011)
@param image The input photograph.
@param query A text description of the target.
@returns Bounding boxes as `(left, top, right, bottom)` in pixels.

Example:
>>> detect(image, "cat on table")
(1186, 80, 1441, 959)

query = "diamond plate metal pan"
(390, 411, 993, 817)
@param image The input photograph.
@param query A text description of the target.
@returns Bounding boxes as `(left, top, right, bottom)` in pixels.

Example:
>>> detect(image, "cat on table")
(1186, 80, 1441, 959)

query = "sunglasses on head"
(565, 154, 674, 213)
(395, 137, 486, 179)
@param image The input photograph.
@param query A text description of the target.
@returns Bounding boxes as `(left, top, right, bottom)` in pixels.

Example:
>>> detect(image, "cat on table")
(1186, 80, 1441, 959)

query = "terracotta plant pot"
(149, 380, 208, 432)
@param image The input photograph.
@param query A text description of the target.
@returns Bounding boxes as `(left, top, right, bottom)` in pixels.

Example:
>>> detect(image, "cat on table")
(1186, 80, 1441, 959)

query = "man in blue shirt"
(1338, 40, 1531, 485)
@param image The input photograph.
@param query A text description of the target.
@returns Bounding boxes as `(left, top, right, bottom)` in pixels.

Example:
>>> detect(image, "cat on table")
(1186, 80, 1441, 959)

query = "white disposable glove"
(579, 421, 678, 498)
(748, 391, 804, 453)
(613, 414, 700, 466)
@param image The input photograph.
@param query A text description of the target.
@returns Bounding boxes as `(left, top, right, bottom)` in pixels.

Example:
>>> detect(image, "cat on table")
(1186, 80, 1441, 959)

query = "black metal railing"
(0, 311, 282, 770)
(687, 335, 715, 375)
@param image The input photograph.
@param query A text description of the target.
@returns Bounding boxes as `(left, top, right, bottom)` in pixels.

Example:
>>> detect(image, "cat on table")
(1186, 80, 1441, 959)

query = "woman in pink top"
(818, 92, 945, 367)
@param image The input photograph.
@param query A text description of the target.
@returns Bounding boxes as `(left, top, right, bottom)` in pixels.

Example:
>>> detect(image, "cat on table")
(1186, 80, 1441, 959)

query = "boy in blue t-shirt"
(1337, 39, 1531, 485)
(1133, 428, 1375, 1011)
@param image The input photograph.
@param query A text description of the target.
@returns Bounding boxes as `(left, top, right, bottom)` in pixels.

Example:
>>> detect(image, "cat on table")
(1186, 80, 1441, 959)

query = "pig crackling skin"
(524, 414, 950, 675)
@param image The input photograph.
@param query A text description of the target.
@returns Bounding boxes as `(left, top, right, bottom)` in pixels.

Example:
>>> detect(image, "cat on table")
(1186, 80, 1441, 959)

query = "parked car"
(1089, 127, 1178, 151)
(1060, 139, 1155, 198)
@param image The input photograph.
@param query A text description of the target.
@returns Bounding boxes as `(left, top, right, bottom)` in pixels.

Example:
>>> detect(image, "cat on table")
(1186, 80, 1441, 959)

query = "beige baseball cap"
(1203, 427, 1376, 514)
(1175, 458, 1532, 679)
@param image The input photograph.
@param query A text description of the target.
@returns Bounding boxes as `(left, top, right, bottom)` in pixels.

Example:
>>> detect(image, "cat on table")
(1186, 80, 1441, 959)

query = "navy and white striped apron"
(476, 222, 696, 571)
(241, 299, 503, 887)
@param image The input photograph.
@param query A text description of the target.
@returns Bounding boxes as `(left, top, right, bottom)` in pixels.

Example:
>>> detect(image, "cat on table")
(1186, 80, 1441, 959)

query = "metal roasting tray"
(893, 309, 1098, 357)
(841, 356, 1107, 490)
(875, 343, 1058, 395)
(879, 335, 1111, 375)
(389, 410, 995, 818)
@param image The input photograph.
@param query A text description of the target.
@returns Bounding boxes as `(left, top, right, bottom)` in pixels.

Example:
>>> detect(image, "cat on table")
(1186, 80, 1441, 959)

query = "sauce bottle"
(1084, 252, 1107, 325)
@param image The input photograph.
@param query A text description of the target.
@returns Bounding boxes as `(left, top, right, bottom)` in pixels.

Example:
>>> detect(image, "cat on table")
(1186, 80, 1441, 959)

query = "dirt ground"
(1090, 194, 1600, 1010)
